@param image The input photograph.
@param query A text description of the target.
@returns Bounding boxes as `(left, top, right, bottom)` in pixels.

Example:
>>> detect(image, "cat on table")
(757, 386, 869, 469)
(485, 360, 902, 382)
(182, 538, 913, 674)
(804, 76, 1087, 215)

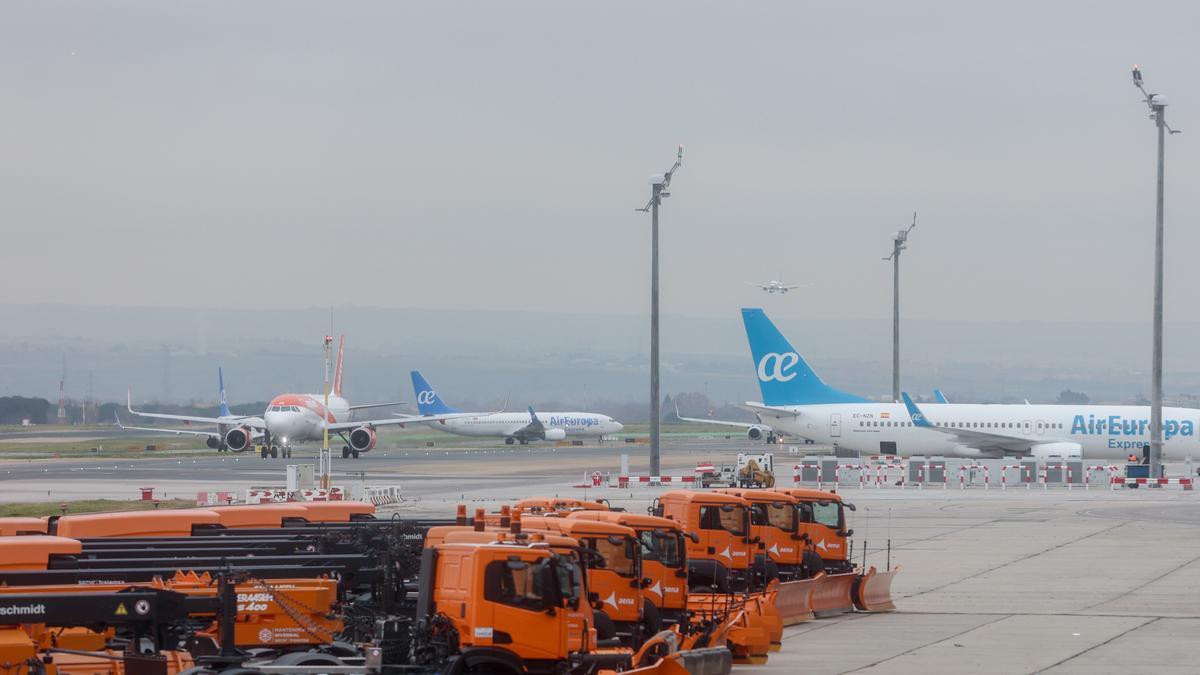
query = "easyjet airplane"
(121, 336, 469, 459)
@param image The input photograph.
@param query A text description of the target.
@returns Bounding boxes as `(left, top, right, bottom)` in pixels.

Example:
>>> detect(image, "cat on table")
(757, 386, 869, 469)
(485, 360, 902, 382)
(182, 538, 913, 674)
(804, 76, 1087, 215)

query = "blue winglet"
(933, 389, 949, 404)
(901, 392, 932, 428)
(527, 406, 541, 425)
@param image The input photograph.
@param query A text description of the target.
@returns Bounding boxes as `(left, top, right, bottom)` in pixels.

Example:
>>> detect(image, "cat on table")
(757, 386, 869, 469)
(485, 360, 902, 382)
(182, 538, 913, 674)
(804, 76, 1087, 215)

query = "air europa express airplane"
(740, 308, 1197, 460)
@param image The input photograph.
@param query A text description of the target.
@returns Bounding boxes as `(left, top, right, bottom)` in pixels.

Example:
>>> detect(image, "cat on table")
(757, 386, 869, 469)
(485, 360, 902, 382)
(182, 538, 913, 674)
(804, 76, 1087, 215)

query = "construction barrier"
(852, 566, 900, 612)
(809, 571, 857, 618)
(773, 576, 819, 625)
(245, 486, 346, 503)
(361, 486, 403, 505)
(195, 491, 235, 506)
(609, 475, 698, 487)
(1111, 476, 1194, 490)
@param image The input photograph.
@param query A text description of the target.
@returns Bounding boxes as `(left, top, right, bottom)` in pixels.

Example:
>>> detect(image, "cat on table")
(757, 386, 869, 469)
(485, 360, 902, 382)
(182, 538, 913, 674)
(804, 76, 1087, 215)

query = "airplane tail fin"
(933, 389, 949, 404)
(410, 371, 460, 415)
(218, 368, 231, 417)
(740, 308, 869, 406)
(333, 335, 345, 397)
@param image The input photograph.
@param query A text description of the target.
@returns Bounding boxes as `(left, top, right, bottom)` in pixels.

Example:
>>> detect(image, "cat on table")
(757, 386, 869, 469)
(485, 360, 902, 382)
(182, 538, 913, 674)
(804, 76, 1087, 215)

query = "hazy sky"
(3, 1, 1197, 324)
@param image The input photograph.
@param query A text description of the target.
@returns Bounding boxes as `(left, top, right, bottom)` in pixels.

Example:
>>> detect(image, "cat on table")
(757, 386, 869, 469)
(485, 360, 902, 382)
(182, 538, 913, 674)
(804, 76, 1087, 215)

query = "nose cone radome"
(611, 419, 624, 432)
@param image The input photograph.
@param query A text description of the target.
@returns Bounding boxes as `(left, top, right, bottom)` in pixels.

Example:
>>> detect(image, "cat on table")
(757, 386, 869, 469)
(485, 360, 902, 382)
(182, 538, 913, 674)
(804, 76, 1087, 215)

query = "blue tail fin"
(218, 368, 231, 417)
(933, 389, 949, 404)
(410, 371, 460, 415)
(740, 308, 869, 406)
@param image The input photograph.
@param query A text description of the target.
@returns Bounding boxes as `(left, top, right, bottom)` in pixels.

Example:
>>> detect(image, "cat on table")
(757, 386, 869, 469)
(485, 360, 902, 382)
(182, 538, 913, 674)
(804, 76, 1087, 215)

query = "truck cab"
(772, 488, 856, 574)
(517, 516, 644, 645)
(566, 511, 690, 629)
(418, 535, 607, 674)
(652, 491, 753, 593)
(714, 489, 807, 581)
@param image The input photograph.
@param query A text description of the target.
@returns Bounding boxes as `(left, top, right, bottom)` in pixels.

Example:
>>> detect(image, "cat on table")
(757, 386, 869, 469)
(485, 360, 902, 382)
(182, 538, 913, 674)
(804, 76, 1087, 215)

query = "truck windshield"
(588, 536, 638, 577)
(700, 505, 747, 536)
(639, 530, 683, 568)
(767, 503, 796, 531)
(483, 558, 546, 611)
(811, 501, 841, 529)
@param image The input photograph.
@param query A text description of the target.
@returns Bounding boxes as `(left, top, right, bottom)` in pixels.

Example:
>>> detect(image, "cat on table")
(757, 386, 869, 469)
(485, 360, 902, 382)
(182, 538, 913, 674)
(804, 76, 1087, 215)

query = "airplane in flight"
(122, 337, 469, 459)
(403, 370, 624, 444)
(747, 273, 810, 294)
(738, 308, 1198, 461)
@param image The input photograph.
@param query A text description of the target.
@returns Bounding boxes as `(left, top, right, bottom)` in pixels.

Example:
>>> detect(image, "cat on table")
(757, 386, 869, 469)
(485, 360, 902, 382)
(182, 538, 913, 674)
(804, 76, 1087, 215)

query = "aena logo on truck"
(757, 353, 799, 382)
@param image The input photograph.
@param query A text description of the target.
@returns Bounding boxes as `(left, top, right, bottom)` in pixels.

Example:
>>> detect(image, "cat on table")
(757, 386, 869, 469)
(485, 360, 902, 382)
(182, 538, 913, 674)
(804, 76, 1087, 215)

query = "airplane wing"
(901, 392, 1027, 453)
(675, 402, 775, 432)
(745, 282, 769, 289)
(348, 401, 406, 411)
(115, 412, 222, 439)
(326, 410, 480, 432)
(127, 391, 261, 427)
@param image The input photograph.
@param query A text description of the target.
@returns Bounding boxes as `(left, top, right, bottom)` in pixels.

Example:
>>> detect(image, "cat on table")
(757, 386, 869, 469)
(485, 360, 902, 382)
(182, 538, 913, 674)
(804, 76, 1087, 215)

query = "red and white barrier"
(609, 475, 698, 488)
(1110, 476, 1194, 490)
(1084, 465, 1120, 490)
(196, 491, 235, 506)
(245, 486, 345, 503)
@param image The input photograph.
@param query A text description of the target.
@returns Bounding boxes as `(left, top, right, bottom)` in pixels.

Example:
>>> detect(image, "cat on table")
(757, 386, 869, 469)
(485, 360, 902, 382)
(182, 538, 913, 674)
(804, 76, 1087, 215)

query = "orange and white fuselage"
(262, 393, 352, 444)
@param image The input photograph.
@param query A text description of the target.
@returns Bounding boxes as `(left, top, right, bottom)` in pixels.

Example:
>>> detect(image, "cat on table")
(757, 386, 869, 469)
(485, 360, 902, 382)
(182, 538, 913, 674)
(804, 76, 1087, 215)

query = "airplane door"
(1035, 420, 1046, 436)
(830, 414, 842, 438)
(1022, 420, 1031, 435)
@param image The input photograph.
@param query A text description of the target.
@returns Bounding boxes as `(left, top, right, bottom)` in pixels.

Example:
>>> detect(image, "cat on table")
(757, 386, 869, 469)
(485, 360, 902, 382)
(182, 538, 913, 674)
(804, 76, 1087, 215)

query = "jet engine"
(747, 426, 771, 441)
(1030, 442, 1082, 460)
(349, 426, 378, 453)
(543, 429, 567, 441)
(224, 426, 255, 453)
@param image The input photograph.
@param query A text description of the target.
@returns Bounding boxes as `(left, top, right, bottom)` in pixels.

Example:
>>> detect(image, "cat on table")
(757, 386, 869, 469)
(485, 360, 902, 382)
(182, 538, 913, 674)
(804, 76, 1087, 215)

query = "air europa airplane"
(740, 308, 1197, 460)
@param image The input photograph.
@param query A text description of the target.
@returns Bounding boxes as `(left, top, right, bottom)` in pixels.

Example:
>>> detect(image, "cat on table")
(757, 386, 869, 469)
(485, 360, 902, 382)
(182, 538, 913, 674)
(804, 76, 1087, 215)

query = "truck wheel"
(593, 609, 618, 640)
(641, 599, 663, 635)
(801, 550, 824, 579)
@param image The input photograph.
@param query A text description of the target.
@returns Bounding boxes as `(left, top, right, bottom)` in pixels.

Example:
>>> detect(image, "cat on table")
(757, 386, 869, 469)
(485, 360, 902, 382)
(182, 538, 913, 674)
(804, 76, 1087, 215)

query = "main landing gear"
(341, 445, 360, 459)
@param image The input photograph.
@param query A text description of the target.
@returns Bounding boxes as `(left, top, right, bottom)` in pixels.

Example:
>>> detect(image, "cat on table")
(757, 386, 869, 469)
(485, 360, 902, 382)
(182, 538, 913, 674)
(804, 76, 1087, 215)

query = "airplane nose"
(612, 420, 624, 432)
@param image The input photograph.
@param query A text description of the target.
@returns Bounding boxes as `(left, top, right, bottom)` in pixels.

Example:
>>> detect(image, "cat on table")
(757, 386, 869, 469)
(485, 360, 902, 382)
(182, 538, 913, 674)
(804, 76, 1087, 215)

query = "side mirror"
(845, 502, 857, 512)
(843, 529, 854, 537)
(640, 578, 654, 589)
(688, 532, 700, 544)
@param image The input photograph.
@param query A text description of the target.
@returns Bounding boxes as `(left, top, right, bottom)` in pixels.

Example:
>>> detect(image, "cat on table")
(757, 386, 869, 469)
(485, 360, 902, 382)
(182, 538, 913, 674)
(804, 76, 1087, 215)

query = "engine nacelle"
(543, 428, 566, 441)
(747, 426, 770, 441)
(349, 426, 378, 453)
(1030, 442, 1083, 461)
(224, 426, 254, 453)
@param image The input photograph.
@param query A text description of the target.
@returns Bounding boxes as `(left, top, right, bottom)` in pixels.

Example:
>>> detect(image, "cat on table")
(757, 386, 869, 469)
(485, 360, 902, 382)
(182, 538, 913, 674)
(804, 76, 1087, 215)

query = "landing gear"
(504, 437, 515, 446)
(342, 446, 350, 459)
(261, 446, 268, 459)
(270, 446, 279, 459)
(519, 438, 529, 445)
(352, 449, 360, 459)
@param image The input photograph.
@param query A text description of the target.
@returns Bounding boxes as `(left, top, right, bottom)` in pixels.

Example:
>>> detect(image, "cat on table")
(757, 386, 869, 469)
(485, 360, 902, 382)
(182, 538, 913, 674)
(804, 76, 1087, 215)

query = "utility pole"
(1132, 65, 1180, 479)
(882, 214, 916, 403)
(637, 146, 683, 478)
(320, 334, 333, 490)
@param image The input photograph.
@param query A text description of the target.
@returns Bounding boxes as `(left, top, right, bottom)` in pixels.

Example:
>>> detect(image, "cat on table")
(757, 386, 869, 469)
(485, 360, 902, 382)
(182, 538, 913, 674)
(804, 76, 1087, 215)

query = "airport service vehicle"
(695, 453, 777, 489)
(567, 512, 692, 629)
(405, 371, 624, 444)
(652, 491, 754, 594)
(739, 308, 1200, 460)
(123, 337, 468, 459)
(772, 488, 857, 574)
(713, 489, 817, 582)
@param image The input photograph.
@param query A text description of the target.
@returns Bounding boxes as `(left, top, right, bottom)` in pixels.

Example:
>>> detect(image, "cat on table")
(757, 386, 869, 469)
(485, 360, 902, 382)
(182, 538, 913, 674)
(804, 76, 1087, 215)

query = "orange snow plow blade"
(775, 576, 820, 625)
(853, 565, 900, 612)
(811, 571, 858, 617)
(687, 595, 770, 665)
(607, 647, 732, 675)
